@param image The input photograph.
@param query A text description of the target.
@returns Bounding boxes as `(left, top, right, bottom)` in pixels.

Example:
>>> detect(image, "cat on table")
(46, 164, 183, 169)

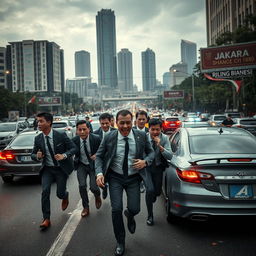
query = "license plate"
(169, 124, 175, 126)
(229, 184, 253, 199)
(20, 156, 32, 162)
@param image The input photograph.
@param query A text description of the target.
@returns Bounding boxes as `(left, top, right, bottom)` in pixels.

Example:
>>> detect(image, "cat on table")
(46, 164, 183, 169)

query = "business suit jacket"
(93, 127, 116, 140)
(133, 126, 149, 133)
(95, 128, 155, 181)
(31, 130, 78, 176)
(72, 133, 101, 170)
(148, 132, 172, 167)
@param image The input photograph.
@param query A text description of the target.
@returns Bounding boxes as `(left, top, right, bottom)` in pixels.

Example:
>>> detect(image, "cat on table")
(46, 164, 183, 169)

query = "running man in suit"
(31, 112, 77, 230)
(72, 120, 102, 217)
(96, 109, 155, 256)
(145, 118, 172, 226)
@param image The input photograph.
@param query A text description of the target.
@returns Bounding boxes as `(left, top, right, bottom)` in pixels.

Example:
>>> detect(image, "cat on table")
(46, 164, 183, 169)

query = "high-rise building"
(181, 39, 197, 74)
(6, 40, 64, 93)
(206, 0, 256, 46)
(162, 72, 171, 88)
(66, 77, 91, 98)
(96, 9, 117, 88)
(75, 50, 91, 77)
(0, 47, 6, 88)
(117, 48, 133, 92)
(169, 62, 188, 87)
(141, 48, 156, 91)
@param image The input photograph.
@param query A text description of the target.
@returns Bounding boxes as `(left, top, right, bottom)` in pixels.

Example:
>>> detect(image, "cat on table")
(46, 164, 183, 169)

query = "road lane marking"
(46, 199, 83, 256)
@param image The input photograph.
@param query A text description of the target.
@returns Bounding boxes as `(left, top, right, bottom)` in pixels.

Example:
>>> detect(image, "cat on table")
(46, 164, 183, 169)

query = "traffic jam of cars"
(1, 110, 256, 224)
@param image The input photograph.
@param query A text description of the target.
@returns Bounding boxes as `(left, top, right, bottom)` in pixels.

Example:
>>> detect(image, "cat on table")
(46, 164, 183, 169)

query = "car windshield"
(214, 116, 226, 121)
(189, 135, 256, 154)
(166, 118, 179, 122)
(10, 133, 36, 146)
(0, 123, 16, 132)
(52, 123, 67, 128)
(240, 120, 256, 125)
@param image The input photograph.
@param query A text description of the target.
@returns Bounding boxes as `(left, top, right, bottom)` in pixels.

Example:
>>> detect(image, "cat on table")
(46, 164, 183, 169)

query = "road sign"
(163, 90, 184, 99)
(38, 97, 62, 106)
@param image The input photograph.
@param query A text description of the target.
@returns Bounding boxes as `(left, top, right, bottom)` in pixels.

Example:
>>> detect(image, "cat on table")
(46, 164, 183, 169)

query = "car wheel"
(2, 176, 14, 183)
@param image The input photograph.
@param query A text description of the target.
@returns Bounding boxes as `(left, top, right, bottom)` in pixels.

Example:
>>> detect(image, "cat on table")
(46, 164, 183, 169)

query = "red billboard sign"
(163, 90, 184, 98)
(38, 97, 62, 106)
(200, 42, 256, 72)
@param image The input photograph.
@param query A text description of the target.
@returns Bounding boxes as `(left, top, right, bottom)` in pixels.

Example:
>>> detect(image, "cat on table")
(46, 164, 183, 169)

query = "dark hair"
(76, 120, 91, 128)
(135, 110, 148, 119)
(37, 112, 53, 125)
(109, 114, 114, 119)
(85, 116, 90, 119)
(116, 109, 133, 121)
(148, 118, 162, 128)
(99, 112, 111, 121)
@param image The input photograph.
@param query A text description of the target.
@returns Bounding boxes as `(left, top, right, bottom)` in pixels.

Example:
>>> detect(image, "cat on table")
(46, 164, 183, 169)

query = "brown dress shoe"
(40, 219, 51, 230)
(81, 208, 90, 217)
(62, 194, 69, 211)
(95, 196, 102, 209)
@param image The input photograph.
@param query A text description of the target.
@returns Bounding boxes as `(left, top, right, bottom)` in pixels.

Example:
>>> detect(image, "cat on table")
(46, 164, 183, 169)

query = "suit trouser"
(108, 172, 141, 244)
(145, 165, 165, 217)
(41, 166, 68, 219)
(76, 163, 100, 209)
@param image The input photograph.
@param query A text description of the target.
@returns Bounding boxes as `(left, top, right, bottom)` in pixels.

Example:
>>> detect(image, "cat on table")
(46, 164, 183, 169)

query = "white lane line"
(46, 199, 83, 256)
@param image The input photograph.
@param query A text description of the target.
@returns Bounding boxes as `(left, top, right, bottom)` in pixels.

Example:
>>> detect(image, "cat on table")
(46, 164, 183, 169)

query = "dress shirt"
(136, 126, 146, 132)
(43, 129, 58, 166)
(80, 136, 91, 165)
(110, 131, 137, 176)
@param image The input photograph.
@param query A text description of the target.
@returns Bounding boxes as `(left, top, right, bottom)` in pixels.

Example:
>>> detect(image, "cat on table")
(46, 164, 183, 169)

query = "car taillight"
(0, 152, 14, 160)
(176, 168, 213, 184)
(228, 158, 252, 162)
(176, 121, 181, 126)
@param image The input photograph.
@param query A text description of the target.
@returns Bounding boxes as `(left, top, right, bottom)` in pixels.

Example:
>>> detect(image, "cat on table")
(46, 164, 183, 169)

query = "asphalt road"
(1, 173, 256, 256)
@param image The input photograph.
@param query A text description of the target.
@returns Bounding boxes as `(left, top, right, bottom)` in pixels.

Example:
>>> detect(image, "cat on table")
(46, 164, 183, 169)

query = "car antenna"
(218, 127, 223, 135)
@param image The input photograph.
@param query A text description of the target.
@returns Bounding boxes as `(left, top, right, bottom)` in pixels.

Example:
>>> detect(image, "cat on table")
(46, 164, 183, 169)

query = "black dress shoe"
(102, 185, 108, 199)
(124, 209, 136, 234)
(146, 216, 154, 226)
(115, 242, 125, 256)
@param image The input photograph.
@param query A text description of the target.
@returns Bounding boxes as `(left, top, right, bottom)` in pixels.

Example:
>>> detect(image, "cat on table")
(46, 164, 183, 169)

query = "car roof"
(18, 130, 42, 135)
(184, 127, 250, 136)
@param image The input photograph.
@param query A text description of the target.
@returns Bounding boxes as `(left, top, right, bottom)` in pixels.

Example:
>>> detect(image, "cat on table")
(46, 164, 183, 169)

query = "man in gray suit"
(31, 112, 77, 230)
(72, 120, 102, 217)
(145, 118, 172, 226)
(96, 109, 155, 256)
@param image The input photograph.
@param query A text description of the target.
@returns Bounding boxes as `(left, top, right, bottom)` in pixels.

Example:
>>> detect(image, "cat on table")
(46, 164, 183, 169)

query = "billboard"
(38, 97, 62, 106)
(163, 90, 184, 99)
(200, 42, 256, 72)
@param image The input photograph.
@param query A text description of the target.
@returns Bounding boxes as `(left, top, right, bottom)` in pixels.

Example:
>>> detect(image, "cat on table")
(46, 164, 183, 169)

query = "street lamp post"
(173, 69, 195, 111)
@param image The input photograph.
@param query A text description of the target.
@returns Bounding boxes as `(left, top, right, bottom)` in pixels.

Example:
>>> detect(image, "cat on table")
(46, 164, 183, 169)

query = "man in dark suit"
(145, 118, 172, 226)
(72, 120, 102, 217)
(31, 112, 77, 230)
(96, 109, 155, 256)
(94, 112, 116, 199)
(133, 110, 149, 193)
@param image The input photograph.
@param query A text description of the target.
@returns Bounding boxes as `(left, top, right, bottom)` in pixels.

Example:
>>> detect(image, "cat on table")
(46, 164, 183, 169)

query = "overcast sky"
(0, 0, 207, 90)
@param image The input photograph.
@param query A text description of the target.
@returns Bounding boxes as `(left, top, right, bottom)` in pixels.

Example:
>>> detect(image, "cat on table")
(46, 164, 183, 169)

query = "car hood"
(0, 131, 15, 138)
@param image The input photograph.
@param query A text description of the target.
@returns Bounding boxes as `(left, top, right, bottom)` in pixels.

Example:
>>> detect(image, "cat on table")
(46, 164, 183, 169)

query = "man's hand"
(96, 174, 105, 188)
(90, 154, 96, 161)
(55, 154, 65, 161)
(36, 149, 44, 160)
(132, 159, 147, 170)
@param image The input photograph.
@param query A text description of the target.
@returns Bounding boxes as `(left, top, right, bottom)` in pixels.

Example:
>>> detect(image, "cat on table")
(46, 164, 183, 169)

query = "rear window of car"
(240, 120, 256, 125)
(189, 135, 256, 154)
(10, 134, 36, 146)
(52, 122, 67, 128)
(0, 123, 16, 132)
(166, 118, 179, 122)
(213, 116, 226, 121)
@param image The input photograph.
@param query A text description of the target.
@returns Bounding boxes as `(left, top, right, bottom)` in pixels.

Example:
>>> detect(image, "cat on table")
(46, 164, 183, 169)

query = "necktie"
(45, 136, 58, 166)
(152, 140, 157, 150)
(123, 137, 129, 178)
(83, 140, 91, 161)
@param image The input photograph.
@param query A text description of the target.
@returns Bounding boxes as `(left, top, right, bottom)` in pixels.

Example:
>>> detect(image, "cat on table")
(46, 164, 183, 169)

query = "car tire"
(2, 176, 14, 183)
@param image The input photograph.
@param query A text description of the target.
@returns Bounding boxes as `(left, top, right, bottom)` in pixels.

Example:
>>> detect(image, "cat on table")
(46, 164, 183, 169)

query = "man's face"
(110, 118, 115, 127)
(76, 123, 90, 139)
(116, 114, 133, 137)
(136, 114, 147, 129)
(149, 124, 161, 138)
(37, 117, 51, 132)
(100, 118, 111, 132)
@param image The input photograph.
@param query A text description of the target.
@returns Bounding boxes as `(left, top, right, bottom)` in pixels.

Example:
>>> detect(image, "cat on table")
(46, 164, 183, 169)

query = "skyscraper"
(206, 0, 256, 46)
(141, 48, 156, 91)
(75, 50, 91, 77)
(6, 40, 64, 93)
(0, 47, 6, 88)
(180, 39, 197, 75)
(117, 48, 133, 92)
(96, 9, 117, 88)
